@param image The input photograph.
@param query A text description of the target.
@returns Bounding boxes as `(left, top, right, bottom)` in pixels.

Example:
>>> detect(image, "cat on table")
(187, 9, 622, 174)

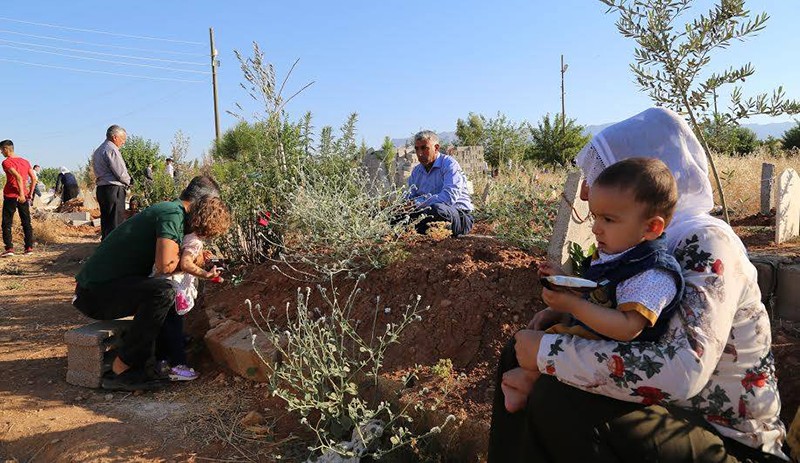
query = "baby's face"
(588, 185, 652, 254)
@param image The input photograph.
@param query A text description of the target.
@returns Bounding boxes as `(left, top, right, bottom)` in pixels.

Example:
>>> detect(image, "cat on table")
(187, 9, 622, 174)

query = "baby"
(502, 157, 685, 412)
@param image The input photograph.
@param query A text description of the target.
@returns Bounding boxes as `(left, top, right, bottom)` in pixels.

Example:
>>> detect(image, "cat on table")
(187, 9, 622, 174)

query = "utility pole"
(560, 54, 568, 128)
(209, 27, 221, 144)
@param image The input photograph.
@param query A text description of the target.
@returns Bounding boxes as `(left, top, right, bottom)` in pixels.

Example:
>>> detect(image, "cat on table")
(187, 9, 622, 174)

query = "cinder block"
(750, 258, 777, 306)
(64, 319, 132, 347)
(64, 319, 131, 389)
(66, 369, 102, 389)
(775, 264, 800, 322)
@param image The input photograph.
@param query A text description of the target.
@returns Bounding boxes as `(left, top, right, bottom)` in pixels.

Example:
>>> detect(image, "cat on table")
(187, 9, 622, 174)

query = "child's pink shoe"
(169, 364, 198, 381)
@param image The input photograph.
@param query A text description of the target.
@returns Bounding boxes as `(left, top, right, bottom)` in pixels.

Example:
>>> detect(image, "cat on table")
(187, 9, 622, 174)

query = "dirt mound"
(56, 198, 86, 213)
(202, 236, 546, 419)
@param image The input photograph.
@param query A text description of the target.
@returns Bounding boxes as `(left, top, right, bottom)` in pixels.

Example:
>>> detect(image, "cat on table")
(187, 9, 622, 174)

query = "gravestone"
(775, 168, 800, 244)
(761, 163, 775, 215)
(547, 172, 594, 273)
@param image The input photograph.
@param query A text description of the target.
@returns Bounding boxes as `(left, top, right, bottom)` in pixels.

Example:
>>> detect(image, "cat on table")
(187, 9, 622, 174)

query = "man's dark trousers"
(73, 277, 176, 368)
(408, 203, 474, 237)
(96, 184, 126, 240)
(2, 197, 32, 251)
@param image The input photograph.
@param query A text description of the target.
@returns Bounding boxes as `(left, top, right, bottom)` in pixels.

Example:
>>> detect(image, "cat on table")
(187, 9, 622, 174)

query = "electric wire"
(0, 38, 206, 65)
(0, 43, 211, 74)
(0, 29, 206, 57)
(0, 58, 207, 83)
(0, 16, 204, 45)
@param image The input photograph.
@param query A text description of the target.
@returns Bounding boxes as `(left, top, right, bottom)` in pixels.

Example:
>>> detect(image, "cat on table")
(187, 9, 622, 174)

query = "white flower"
(384, 307, 391, 314)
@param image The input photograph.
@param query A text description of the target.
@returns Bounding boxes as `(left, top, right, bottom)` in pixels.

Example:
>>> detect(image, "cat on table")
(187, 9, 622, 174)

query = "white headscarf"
(575, 107, 741, 253)
(60, 166, 69, 174)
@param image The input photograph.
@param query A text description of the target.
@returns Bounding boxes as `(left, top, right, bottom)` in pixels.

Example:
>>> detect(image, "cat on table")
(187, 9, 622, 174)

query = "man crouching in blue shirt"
(400, 130, 474, 237)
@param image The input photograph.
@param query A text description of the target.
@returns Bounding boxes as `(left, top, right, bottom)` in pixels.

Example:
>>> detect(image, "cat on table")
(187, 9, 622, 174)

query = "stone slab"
(53, 211, 92, 223)
(70, 220, 92, 227)
(547, 171, 594, 273)
(775, 168, 800, 244)
(775, 263, 800, 322)
(749, 256, 780, 311)
(204, 321, 278, 382)
(761, 163, 775, 215)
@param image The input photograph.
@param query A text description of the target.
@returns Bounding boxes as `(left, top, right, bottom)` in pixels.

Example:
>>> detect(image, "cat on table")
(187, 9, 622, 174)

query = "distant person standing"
(165, 158, 175, 179)
(93, 125, 131, 240)
(1, 140, 37, 257)
(31, 165, 45, 200)
(55, 167, 80, 203)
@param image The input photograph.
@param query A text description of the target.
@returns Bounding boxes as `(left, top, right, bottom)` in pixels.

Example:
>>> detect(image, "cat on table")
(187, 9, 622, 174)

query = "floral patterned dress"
(537, 226, 788, 459)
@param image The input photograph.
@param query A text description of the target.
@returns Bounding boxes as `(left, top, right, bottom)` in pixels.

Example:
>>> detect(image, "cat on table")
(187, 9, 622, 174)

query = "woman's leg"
(487, 339, 529, 462)
(155, 308, 187, 366)
(526, 375, 784, 462)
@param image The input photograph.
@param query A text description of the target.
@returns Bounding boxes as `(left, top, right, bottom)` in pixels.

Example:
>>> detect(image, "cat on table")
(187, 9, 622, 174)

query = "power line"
(0, 57, 207, 83)
(0, 38, 206, 65)
(0, 17, 204, 45)
(0, 43, 211, 74)
(0, 29, 206, 57)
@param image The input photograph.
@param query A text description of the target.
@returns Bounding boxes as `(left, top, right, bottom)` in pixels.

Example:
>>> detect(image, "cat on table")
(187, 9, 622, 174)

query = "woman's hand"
(537, 261, 565, 277)
(527, 308, 565, 330)
(542, 288, 583, 314)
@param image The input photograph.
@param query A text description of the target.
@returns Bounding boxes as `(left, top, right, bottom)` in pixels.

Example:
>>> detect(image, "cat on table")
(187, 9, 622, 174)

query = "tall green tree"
(783, 122, 800, 152)
(455, 112, 485, 146)
(120, 135, 163, 183)
(483, 112, 527, 169)
(600, 0, 800, 222)
(526, 114, 591, 166)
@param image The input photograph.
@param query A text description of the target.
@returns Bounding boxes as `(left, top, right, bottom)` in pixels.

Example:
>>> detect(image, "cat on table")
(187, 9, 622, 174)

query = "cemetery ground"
(1, 214, 799, 461)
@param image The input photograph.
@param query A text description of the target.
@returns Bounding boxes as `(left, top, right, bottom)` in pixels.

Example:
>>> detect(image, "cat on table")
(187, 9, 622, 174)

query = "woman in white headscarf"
(488, 107, 789, 462)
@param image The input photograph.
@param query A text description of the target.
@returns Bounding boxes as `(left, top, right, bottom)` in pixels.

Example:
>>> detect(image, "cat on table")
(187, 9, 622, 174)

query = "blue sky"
(2, 1, 799, 170)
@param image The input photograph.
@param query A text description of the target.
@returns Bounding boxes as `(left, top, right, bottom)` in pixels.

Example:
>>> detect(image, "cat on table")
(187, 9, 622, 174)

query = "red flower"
(607, 355, 625, 378)
(741, 372, 768, 391)
(738, 397, 747, 418)
(545, 362, 556, 375)
(711, 259, 724, 275)
(257, 211, 272, 227)
(633, 386, 666, 405)
(706, 414, 731, 426)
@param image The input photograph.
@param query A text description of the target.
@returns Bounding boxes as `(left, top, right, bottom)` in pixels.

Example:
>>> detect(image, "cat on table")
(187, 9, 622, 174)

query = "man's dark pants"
(96, 184, 126, 240)
(487, 339, 788, 463)
(2, 197, 32, 251)
(404, 203, 474, 237)
(73, 277, 176, 369)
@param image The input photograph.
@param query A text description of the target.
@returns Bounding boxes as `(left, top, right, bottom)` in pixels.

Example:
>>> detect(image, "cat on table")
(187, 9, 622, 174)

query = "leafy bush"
(700, 118, 759, 156)
(249, 283, 452, 460)
(37, 167, 60, 189)
(120, 135, 163, 185)
(525, 113, 591, 166)
(783, 121, 800, 151)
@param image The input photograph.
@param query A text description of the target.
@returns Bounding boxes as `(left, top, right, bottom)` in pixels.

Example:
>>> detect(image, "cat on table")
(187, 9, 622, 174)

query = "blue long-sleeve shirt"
(406, 153, 473, 211)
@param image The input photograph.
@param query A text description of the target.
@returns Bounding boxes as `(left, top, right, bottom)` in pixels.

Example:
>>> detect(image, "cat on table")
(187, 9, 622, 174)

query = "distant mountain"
(388, 121, 796, 148)
(585, 121, 796, 140)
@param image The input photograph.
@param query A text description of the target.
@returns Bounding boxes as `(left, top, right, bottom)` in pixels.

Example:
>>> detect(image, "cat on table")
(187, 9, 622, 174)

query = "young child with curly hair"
(155, 195, 231, 381)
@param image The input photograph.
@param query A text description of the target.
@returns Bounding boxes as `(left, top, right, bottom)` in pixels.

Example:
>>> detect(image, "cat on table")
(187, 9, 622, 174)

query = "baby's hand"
(541, 287, 582, 314)
(206, 266, 222, 280)
(537, 261, 565, 277)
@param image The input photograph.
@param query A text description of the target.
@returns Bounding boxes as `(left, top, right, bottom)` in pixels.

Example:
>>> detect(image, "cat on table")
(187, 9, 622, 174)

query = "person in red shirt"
(1, 140, 37, 257)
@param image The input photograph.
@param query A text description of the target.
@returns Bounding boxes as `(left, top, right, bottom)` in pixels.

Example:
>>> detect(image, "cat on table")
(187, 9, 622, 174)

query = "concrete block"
(54, 211, 92, 223)
(750, 257, 777, 308)
(205, 321, 278, 382)
(67, 345, 104, 375)
(70, 220, 91, 226)
(66, 369, 102, 389)
(775, 263, 800, 322)
(64, 319, 132, 347)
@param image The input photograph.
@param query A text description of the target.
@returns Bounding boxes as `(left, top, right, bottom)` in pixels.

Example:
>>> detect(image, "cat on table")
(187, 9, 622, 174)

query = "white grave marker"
(547, 172, 595, 273)
(775, 168, 800, 244)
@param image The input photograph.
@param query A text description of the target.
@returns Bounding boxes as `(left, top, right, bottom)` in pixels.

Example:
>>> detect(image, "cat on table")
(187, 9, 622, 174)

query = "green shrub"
(782, 121, 800, 151)
(525, 114, 591, 167)
(249, 283, 452, 460)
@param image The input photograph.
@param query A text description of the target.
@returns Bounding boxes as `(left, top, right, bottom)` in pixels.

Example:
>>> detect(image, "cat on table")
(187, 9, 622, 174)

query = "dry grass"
(711, 149, 800, 217)
(9, 214, 69, 246)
